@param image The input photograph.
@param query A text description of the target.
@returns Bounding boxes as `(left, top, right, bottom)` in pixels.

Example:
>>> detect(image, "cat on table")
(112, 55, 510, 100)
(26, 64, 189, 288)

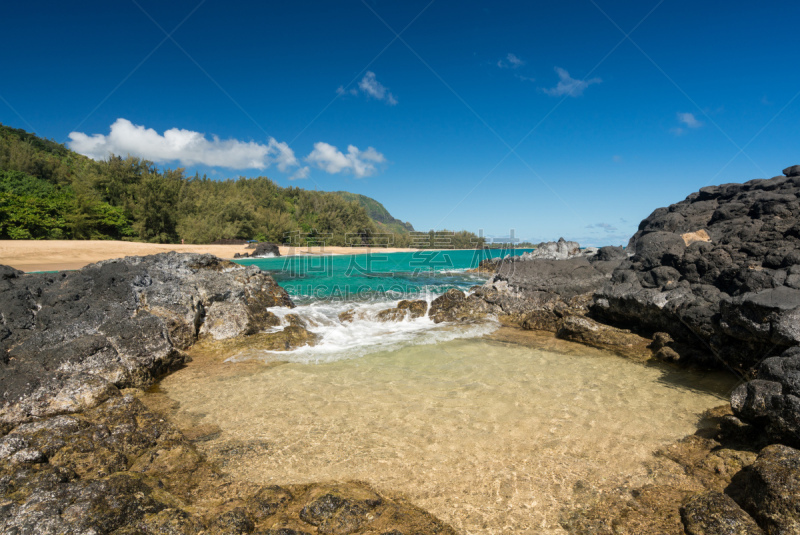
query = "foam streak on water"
(227, 293, 499, 364)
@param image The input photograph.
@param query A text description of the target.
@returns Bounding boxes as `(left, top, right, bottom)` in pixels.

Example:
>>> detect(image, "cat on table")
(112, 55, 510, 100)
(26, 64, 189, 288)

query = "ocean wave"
(226, 296, 499, 364)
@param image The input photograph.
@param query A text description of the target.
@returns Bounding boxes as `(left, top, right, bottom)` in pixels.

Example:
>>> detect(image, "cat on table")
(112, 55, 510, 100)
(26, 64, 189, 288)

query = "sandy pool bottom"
(158, 334, 735, 534)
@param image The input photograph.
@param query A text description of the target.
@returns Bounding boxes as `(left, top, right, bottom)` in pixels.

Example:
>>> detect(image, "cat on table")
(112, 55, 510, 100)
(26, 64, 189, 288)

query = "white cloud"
(336, 86, 358, 96)
(289, 166, 311, 180)
(677, 112, 702, 128)
(542, 67, 601, 97)
(498, 53, 525, 69)
(586, 222, 618, 233)
(68, 118, 299, 171)
(305, 142, 386, 178)
(338, 72, 397, 105)
(357, 71, 397, 105)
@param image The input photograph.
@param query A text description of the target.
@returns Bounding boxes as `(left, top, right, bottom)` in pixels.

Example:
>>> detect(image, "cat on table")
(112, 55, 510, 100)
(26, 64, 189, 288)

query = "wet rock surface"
(234, 242, 282, 259)
(467, 249, 629, 360)
(739, 444, 800, 534)
(377, 299, 428, 322)
(554, 315, 653, 361)
(0, 392, 455, 534)
(428, 288, 493, 323)
(561, 406, 778, 535)
(680, 491, 765, 535)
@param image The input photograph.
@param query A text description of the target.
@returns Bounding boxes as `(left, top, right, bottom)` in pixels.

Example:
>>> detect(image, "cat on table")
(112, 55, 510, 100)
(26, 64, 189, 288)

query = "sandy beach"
(0, 240, 421, 272)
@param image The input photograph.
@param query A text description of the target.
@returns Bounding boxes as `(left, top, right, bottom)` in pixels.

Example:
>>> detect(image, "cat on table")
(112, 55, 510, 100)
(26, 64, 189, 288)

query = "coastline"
(0, 239, 424, 272)
(2, 168, 800, 533)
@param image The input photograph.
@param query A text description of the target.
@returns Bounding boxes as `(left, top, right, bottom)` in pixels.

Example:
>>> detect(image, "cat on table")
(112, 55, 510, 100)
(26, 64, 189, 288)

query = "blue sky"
(2, 0, 799, 245)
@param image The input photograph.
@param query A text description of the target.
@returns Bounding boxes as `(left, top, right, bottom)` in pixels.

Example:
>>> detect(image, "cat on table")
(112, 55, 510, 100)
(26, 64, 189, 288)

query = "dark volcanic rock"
(739, 444, 800, 534)
(0, 394, 208, 534)
(783, 165, 800, 178)
(234, 242, 281, 259)
(0, 253, 293, 427)
(589, 170, 800, 445)
(731, 346, 800, 446)
(469, 252, 624, 337)
(680, 491, 764, 535)
(252, 242, 281, 258)
(594, 245, 627, 261)
(634, 231, 687, 270)
(494, 256, 621, 299)
(593, 171, 800, 373)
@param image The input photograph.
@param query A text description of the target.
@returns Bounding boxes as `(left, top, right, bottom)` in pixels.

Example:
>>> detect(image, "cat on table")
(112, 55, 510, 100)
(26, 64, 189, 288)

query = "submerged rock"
(680, 491, 764, 535)
(0, 253, 458, 534)
(555, 315, 653, 361)
(338, 309, 356, 323)
(0, 391, 455, 534)
(740, 444, 800, 534)
(247, 325, 320, 351)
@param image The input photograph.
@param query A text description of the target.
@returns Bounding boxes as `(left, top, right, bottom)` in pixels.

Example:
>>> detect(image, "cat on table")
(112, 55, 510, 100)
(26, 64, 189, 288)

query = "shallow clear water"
(160, 334, 735, 534)
(160, 250, 737, 533)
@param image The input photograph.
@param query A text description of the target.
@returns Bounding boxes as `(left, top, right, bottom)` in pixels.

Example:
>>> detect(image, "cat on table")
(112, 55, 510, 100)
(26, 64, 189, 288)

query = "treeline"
(0, 123, 485, 247)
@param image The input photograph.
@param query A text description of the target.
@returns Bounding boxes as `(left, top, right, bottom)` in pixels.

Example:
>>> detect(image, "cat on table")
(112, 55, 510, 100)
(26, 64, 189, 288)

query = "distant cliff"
(334, 190, 415, 234)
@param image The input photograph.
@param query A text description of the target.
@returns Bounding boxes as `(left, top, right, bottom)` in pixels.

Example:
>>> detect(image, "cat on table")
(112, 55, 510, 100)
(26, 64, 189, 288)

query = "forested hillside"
(0, 123, 484, 247)
(334, 191, 414, 234)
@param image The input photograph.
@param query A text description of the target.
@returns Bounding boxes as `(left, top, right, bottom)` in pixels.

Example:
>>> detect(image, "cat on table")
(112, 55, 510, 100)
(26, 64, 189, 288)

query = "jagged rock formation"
(460, 166, 800, 533)
(0, 253, 295, 428)
(587, 169, 800, 453)
(520, 237, 581, 260)
(593, 170, 800, 373)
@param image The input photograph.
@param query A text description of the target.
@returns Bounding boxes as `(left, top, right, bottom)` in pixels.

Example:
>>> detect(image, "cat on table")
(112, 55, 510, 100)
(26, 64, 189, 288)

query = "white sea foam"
(226, 293, 499, 364)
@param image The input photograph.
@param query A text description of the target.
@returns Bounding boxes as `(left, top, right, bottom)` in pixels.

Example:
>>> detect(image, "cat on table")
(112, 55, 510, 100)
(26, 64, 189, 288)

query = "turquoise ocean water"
(235, 248, 532, 303)
(228, 248, 531, 362)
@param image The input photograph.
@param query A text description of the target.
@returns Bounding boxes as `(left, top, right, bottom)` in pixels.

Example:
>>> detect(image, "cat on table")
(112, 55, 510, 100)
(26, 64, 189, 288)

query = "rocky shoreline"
(442, 165, 800, 534)
(0, 254, 454, 534)
(1, 166, 799, 534)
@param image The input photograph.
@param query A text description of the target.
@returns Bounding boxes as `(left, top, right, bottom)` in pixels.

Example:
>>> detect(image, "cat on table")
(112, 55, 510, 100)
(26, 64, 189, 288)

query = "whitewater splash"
(226, 292, 499, 364)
